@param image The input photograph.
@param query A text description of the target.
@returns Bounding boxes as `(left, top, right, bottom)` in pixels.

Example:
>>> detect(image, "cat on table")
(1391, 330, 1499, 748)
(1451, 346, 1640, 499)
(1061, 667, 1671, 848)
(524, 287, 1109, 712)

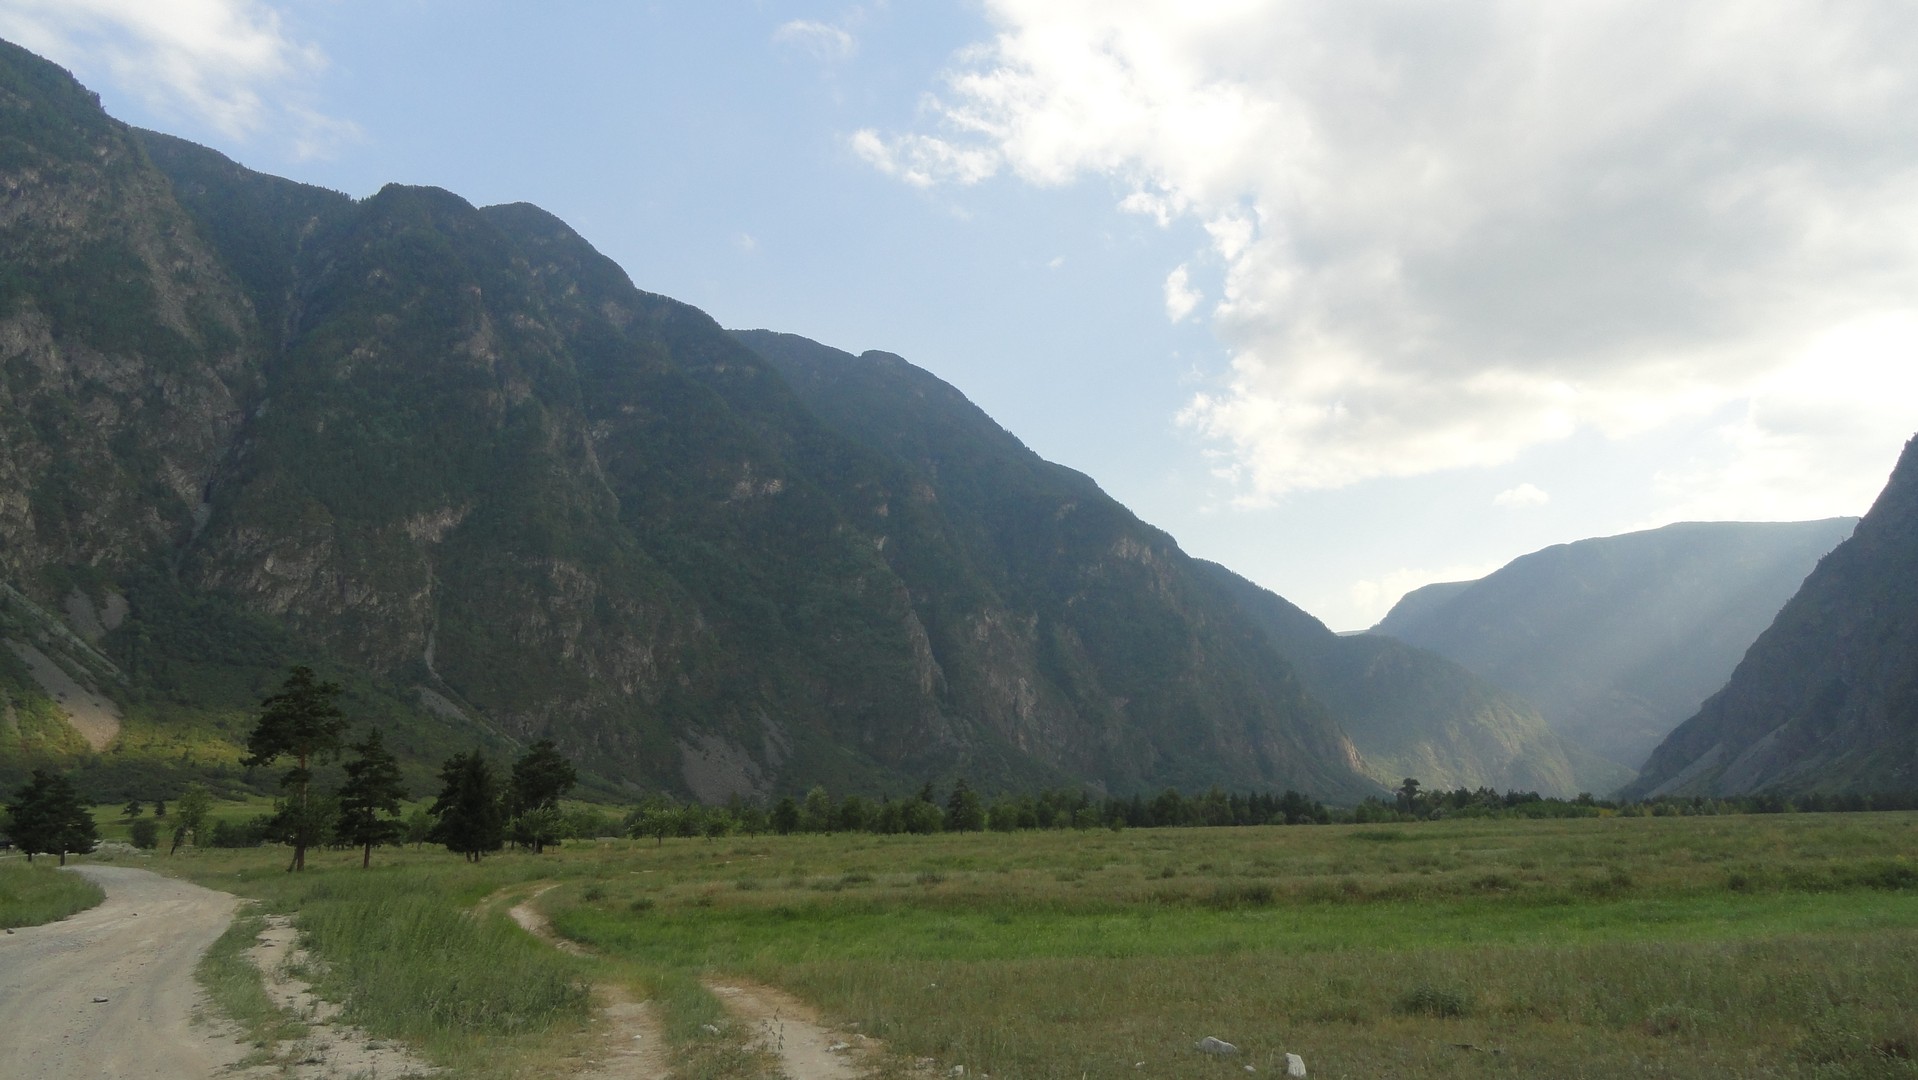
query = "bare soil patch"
(707, 979, 878, 1080)
(5, 639, 120, 749)
(509, 885, 669, 1079)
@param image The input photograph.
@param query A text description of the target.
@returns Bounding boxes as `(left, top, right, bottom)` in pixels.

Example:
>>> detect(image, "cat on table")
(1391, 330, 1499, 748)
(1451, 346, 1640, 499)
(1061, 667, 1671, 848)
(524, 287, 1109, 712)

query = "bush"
(128, 818, 159, 849)
(1396, 984, 1472, 1018)
(209, 815, 273, 848)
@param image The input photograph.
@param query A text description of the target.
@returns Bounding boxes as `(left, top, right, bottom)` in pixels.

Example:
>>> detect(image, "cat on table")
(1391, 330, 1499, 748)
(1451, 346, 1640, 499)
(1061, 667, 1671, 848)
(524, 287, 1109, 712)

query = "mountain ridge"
(1369, 517, 1857, 771)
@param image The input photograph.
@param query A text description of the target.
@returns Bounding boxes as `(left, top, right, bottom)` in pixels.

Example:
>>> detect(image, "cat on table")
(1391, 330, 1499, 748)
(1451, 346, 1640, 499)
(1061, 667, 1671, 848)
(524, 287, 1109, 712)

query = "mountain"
(737, 330, 1599, 798)
(0, 40, 1378, 802)
(1626, 439, 1918, 796)
(1370, 518, 1857, 772)
(1191, 562, 1611, 797)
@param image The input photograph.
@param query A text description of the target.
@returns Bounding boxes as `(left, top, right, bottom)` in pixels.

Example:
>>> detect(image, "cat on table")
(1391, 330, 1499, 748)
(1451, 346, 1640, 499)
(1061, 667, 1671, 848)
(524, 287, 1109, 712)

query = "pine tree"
(2, 769, 97, 864)
(335, 728, 408, 868)
(245, 666, 348, 871)
(428, 751, 504, 862)
(945, 778, 984, 832)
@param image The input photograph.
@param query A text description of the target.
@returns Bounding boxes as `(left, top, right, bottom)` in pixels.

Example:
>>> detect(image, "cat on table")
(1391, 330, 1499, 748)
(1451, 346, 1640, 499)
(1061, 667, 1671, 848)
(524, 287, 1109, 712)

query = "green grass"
(0, 859, 104, 928)
(193, 907, 303, 1067)
(159, 812, 1918, 1079)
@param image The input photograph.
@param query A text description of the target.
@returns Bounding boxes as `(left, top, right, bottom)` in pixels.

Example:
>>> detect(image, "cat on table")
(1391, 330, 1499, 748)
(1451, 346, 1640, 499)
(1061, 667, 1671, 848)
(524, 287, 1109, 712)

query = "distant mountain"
(1191, 563, 1618, 797)
(0, 39, 1379, 802)
(1626, 439, 1918, 797)
(1370, 518, 1857, 773)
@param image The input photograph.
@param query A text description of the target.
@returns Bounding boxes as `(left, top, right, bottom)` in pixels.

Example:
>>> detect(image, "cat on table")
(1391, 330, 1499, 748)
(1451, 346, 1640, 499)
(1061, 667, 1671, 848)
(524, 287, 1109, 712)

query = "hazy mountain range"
(1626, 438, 1918, 796)
(1371, 518, 1857, 770)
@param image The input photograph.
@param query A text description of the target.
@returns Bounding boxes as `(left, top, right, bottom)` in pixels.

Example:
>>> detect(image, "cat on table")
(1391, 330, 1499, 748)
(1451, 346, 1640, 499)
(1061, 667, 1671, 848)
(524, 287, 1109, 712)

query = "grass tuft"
(0, 862, 103, 928)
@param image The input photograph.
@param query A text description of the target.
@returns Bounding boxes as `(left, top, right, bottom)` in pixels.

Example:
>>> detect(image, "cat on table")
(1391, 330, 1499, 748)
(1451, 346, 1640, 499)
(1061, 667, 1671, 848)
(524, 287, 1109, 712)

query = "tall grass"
(0, 861, 103, 928)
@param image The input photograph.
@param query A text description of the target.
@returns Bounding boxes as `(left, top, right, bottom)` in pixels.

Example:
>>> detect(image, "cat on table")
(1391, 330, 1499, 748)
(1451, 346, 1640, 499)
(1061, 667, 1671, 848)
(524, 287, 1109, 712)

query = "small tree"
(771, 796, 800, 835)
(171, 782, 214, 855)
(122, 799, 143, 819)
(800, 785, 835, 833)
(335, 728, 408, 868)
(1397, 777, 1423, 816)
(428, 751, 504, 862)
(246, 666, 348, 871)
(129, 817, 159, 849)
(508, 740, 578, 854)
(629, 794, 682, 847)
(153, 799, 166, 819)
(404, 804, 433, 848)
(3, 769, 98, 864)
(945, 778, 984, 832)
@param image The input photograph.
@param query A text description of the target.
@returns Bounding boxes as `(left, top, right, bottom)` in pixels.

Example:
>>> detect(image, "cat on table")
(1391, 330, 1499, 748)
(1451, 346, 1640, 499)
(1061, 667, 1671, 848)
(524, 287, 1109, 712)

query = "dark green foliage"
(172, 782, 213, 849)
(129, 816, 158, 848)
(945, 777, 984, 832)
(771, 796, 799, 836)
(428, 750, 503, 861)
(208, 814, 274, 848)
(507, 740, 576, 853)
(335, 727, 407, 867)
(246, 667, 347, 870)
(2, 768, 97, 863)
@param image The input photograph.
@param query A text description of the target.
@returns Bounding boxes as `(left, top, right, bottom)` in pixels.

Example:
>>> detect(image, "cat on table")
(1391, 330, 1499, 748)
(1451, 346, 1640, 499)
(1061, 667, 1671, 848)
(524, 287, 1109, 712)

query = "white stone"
(1196, 1036, 1239, 1056)
(1286, 1052, 1307, 1077)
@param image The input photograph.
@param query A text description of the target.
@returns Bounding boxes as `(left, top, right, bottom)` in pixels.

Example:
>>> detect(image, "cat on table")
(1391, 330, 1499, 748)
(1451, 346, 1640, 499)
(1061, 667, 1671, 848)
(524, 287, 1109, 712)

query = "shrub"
(129, 817, 159, 849)
(1396, 984, 1472, 1018)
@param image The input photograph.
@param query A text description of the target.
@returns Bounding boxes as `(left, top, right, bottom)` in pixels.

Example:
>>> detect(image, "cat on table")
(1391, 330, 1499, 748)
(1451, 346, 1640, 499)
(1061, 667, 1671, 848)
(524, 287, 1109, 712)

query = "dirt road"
(0, 864, 249, 1079)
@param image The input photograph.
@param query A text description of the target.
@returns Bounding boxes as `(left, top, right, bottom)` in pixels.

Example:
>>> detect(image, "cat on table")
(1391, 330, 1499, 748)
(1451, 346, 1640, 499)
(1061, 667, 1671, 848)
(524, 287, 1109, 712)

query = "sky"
(5, 0, 1916, 630)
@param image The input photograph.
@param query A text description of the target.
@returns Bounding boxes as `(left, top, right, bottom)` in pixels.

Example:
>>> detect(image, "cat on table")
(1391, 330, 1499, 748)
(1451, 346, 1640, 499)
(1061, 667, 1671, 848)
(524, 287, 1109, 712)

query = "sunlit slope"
(1372, 518, 1856, 770)
(1629, 437, 1918, 796)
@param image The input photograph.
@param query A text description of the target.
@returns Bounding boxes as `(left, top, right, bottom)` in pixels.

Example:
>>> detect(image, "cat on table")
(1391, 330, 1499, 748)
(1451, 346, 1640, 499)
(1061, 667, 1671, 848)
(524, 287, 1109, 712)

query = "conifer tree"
(245, 666, 347, 871)
(428, 751, 504, 862)
(335, 728, 408, 867)
(3, 769, 97, 864)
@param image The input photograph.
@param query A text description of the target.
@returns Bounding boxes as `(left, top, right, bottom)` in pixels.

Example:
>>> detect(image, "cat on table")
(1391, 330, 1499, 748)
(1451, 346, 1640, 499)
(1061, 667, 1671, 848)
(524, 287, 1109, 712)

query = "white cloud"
(1163, 264, 1200, 322)
(860, 0, 1918, 508)
(1494, 483, 1550, 508)
(0, 0, 356, 156)
(850, 128, 1002, 188)
(773, 19, 858, 63)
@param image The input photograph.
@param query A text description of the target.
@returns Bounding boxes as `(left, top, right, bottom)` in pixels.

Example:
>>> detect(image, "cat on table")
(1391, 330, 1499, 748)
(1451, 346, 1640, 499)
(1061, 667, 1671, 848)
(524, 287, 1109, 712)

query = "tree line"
(14, 667, 1918, 863)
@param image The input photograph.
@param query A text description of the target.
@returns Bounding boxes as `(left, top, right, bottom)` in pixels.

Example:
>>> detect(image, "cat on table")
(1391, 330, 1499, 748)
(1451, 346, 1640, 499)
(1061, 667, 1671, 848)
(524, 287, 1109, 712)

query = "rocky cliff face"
(0, 41, 1382, 801)
(1371, 518, 1857, 771)
(1627, 439, 1918, 796)
(0, 41, 258, 586)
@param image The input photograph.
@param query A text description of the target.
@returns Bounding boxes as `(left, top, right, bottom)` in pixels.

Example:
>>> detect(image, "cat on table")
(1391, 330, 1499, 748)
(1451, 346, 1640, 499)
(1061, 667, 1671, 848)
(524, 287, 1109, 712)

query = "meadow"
(132, 811, 1918, 1079)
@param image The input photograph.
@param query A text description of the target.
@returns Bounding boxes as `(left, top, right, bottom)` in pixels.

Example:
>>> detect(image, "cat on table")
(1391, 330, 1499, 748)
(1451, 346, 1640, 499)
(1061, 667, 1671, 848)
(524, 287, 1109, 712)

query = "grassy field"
(0, 856, 104, 928)
(144, 811, 1918, 1079)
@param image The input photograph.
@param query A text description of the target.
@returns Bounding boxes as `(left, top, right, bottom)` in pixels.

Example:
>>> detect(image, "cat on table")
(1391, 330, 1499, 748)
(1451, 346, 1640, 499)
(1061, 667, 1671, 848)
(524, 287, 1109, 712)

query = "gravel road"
(0, 864, 249, 1079)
